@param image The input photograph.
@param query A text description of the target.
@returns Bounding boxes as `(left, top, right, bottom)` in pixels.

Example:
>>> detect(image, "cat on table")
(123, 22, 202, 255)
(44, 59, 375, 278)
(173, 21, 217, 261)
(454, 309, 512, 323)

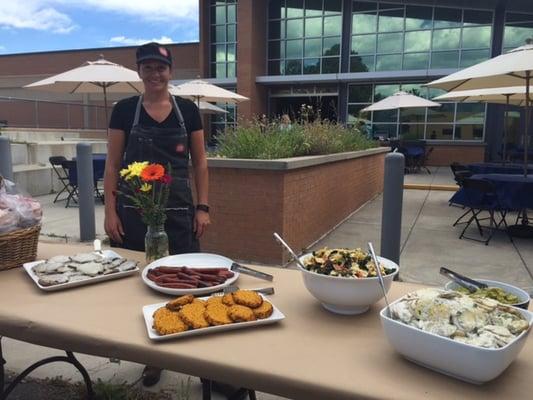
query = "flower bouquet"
(119, 162, 172, 262)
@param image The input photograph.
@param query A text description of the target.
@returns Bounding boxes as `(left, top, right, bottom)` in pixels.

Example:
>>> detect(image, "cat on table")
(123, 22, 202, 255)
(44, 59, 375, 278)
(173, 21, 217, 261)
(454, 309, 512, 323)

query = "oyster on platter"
(390, 288, 529, 349)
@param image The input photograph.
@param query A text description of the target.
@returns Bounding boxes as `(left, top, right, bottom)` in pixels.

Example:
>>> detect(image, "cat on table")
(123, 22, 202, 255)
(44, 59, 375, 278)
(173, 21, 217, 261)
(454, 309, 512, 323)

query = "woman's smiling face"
(138, 60, 171, 91)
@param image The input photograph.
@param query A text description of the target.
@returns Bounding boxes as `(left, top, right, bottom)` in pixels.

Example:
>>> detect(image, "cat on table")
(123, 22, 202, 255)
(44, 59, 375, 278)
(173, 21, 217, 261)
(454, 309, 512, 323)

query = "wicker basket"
(0, 224, 41, 270)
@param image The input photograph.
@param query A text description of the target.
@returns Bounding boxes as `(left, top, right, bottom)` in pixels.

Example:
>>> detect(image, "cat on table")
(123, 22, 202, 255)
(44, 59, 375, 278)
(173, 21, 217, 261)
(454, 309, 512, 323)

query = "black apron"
(116, 95, 199, 254)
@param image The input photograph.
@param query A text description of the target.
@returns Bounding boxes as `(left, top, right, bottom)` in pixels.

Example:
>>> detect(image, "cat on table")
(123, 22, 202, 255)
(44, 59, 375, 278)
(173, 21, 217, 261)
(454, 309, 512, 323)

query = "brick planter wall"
(199, 148, 389, 265)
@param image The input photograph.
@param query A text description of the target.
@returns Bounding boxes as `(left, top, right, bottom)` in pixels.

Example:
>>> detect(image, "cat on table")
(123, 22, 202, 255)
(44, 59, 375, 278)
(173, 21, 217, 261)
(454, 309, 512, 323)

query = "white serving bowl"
(298, 253, 399, 315)
(444, 279, 531, 309)
(380, 296, 533, 384)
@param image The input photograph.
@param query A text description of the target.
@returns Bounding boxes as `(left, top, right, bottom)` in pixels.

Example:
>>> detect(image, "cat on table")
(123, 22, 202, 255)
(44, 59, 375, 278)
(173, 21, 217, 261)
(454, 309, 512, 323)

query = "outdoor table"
(467, 162, 533, 175)
(1, 242, 533, 400)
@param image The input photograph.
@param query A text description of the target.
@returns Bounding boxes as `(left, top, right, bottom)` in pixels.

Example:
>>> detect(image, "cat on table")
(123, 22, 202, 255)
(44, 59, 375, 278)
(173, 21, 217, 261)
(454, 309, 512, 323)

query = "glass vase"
(145, 224, 169, 263)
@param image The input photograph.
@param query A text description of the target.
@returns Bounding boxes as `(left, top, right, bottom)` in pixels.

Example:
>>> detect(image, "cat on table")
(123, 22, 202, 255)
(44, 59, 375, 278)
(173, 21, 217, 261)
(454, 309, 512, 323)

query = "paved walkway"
(5, 166, 533, 399)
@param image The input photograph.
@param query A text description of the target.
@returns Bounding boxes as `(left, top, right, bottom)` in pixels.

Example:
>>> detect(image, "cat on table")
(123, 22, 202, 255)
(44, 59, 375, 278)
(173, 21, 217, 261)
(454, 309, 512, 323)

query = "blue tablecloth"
(450, 173, 533, 210)
(405, 145, 424, 157)
(467, 163, 533, 175)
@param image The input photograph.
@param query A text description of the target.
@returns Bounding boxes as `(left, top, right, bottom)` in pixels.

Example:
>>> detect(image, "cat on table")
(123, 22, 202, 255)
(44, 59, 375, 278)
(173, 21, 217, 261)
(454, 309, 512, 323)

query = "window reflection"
(353, 13, 378, 34)
(427, 103, 455, 123)
(431, 51, 459, 69)
(432, 29, 461, 50)
(404, 31, 431, 52)
(378, 9, 404, 32)
(460, 49, 490, 68)
(403, 53, 429, 70)
(462, 27, 491, 48)
(377, 32, 403, 53)
(405, 6, 432, 30)
(352, 34, 376, 54)
(426, 125, 454, 140)
(434, 8, 461, 28)
(210, 0, 237, 78)
(376, 54, 402, 71)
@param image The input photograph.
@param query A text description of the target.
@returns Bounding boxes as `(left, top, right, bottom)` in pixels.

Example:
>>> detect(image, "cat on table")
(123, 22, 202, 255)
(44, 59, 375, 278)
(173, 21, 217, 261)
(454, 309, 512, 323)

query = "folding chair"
(49, 156, 71, 203)
(457, 178, 511, 245)
(60, 160, 79, 208)
(416, 146, 433, 174)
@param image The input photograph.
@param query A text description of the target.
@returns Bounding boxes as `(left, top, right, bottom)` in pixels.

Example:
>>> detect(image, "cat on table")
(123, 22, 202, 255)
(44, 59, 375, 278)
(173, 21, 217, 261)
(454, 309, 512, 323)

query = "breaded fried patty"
(166, 294, 194, 311)
(179, 302, 209, 329)
(228, 305, 256, 322)
(205, 303, 233, 326)
(222, 293, 235, 306)
(252, 300, 274, 319)
(233, 290, 263, 308)
(153, 307, 188, 335)
(206, 296, 224, 306)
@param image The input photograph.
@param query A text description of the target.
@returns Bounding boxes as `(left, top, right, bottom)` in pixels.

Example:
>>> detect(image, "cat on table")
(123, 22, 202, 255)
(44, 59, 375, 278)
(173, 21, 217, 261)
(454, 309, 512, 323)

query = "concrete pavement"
(4, 166, 533, 399)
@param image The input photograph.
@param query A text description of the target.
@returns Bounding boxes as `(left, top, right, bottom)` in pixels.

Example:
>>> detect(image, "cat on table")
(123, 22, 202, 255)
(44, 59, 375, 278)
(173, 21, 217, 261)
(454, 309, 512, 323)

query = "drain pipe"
(380, 152, 405, 269)
(0, 136, 13, 181)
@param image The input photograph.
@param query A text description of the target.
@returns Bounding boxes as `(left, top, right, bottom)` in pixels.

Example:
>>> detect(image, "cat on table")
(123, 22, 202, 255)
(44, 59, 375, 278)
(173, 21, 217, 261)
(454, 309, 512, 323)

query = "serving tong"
(368, 242, 392, 318)
(439, 267, 488, 293)
(230, 262, 273, 282)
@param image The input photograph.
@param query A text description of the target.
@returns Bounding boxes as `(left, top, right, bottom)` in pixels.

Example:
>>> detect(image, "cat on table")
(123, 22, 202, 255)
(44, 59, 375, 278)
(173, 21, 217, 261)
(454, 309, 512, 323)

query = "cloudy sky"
(0, 0, 199, 54)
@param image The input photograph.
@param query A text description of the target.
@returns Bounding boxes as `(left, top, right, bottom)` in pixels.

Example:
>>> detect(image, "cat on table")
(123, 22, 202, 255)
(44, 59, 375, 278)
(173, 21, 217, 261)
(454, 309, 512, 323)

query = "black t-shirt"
(109, 95, 203, 145)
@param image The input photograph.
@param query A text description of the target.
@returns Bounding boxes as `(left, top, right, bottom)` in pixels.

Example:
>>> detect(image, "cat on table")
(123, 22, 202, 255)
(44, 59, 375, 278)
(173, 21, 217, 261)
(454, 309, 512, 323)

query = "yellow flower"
(120, 161, 149, 181)
(140, 183, 152, 192)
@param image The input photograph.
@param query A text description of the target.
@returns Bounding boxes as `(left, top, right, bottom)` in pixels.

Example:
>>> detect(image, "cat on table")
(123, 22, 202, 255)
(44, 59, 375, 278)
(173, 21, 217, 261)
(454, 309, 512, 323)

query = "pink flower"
(159, 174, 172, 184)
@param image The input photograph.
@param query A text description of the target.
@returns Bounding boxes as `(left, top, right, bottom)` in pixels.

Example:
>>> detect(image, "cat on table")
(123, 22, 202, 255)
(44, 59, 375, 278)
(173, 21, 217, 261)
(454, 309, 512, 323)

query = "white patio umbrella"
(361, 91, 441, 112)
(169, 80, 248, 106)
(24, 57, 143, 122)
(433, 86, 533, 163)
(427, 42, 533, 177)
(198, 101, 228, 114)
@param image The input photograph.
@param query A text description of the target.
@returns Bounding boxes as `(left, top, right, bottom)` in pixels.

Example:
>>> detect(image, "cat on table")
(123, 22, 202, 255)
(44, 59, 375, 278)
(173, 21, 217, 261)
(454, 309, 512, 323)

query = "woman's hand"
(194, 210, 210, 239)
(105, 209, 124, 243)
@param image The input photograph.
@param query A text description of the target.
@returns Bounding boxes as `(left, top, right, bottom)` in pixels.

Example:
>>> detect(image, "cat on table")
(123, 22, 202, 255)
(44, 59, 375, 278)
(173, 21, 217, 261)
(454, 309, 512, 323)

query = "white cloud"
(0, 2, 75, 33)
(109, 35, 174, 46)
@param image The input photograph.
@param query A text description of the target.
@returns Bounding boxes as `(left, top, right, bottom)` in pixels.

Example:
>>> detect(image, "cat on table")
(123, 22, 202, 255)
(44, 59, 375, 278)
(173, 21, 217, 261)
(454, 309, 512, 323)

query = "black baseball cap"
(136, 42, 172, 66)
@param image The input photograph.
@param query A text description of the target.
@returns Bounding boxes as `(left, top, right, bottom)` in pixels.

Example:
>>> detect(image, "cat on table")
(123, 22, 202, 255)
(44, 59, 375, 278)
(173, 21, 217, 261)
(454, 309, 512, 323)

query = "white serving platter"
(23, 250, 139, 292)
(141, 252, 239, 296)
(142, 294, 285, 341)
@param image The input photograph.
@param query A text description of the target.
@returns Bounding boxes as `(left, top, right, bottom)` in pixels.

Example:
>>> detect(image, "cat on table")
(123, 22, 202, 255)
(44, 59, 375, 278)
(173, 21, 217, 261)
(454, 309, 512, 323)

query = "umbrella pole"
(103, 85, 109, 131)
(503, 95, 509, 166)
(525, 72, 530, 178)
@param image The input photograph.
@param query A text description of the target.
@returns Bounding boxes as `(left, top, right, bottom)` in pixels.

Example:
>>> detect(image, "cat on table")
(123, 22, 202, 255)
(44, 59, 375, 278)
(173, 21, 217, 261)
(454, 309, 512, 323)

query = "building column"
(198, 1, 211, 79)
(236, 0, 269, 120)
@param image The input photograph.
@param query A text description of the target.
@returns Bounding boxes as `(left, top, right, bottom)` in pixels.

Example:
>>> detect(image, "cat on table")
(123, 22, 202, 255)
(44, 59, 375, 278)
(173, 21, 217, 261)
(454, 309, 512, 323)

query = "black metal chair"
(60, 160, 79, 208)
(457, 178, 511, 245)
(49, 156, 72, 203)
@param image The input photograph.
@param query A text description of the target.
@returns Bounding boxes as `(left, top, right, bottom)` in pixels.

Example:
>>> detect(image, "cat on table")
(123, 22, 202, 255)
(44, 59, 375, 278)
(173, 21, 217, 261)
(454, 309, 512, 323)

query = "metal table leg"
(0, 337, 94, 400)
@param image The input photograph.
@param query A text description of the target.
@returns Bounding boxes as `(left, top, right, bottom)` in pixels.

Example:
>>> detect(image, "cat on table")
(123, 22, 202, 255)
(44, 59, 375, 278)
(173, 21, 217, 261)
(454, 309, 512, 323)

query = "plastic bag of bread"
(0, 177, 42, 233)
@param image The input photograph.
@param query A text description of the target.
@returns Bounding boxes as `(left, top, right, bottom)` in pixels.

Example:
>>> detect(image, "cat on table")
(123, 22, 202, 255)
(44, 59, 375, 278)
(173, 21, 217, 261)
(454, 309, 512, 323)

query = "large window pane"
(400, 108, 426, 123)
(400, 124, 425, 140)
(227, 24, 236, 41)
(426, 125, 454, 140)
(462, 26, 492, 48)
(353, 2, 377, 13)
(269, 21, 281, 39)
(432, 29, 461, 50)
(269, 0, 282, 19)
(376, 54, 402, 71)
(215, 6, 226, 24)
(431, 51, 459, 69)
(460, 49, 490, 68)
(323, 37, 341, 56)
(464, 10, 492, 25)
(349, 84, 373, 103)
(303, 58, 321, 74)
(403, 53, 429, 70)
(348, 104, 370, 123)
(350, 55, 375, 72)
(269, 60, 281, 75)
(375, 84, 400, 101)
(286, 0, 304, 18)
(405, 6, 432, 30)
(322, 57, 339, 73)
(305, 17, 322, 36)
(227, 44, 235, 62)
(215, 63, 226, 78)
(377, 32, 403, 53)
(352, 34, 376, 55)
(214, 25, 226, 42)
(401, 84, 428, 98)
(378, 9, 404, 32)
(324, 16, 342, 35)
(287, 39, 303, 58)
(504, 23, 533, 49)
(306, 0, 323, 17)
(372, 123, 398, 139)
(227, 4, 236, 23)
(434, 8, 461, 29)
(324, 0, 342, 14)
(305, 38, 322, 57)
(227, 63, 236, 78)
(286, 59, 302, 74)
(427, 103, 455, 123)
(353, 13, 377, 34)
(287, 19, 303, 38)
(455, 124, 484, 140)
(405, 31, 431, 52)
(215, 44, 226, 62)
(456, 103, 485, 124)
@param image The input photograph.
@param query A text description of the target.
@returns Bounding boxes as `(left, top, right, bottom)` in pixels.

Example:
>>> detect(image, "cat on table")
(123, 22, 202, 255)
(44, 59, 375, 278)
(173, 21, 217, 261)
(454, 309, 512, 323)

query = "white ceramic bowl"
(298, 253, 399, 315)
(380, 296, 533, 384)
(444, 279, 531, 309)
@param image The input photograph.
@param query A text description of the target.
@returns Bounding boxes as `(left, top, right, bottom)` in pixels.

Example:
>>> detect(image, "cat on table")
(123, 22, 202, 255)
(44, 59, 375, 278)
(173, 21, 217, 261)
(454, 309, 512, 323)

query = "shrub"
(211, 118, 377, 160)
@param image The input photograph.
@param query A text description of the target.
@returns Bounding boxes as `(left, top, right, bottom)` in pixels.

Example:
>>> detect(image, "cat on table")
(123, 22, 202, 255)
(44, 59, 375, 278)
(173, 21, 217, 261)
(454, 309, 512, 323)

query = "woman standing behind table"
(104, 42, 210, 255)
(103, 43, 210, 386)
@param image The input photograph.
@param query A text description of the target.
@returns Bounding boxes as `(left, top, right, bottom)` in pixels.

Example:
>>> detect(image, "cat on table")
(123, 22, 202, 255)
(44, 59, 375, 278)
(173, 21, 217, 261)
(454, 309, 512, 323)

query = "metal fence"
(0, 96, 109, 130)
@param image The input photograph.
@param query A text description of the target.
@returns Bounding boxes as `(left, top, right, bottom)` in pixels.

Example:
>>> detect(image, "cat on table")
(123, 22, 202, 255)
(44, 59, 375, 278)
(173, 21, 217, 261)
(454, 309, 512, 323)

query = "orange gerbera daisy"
(140, 164, 165, 182)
